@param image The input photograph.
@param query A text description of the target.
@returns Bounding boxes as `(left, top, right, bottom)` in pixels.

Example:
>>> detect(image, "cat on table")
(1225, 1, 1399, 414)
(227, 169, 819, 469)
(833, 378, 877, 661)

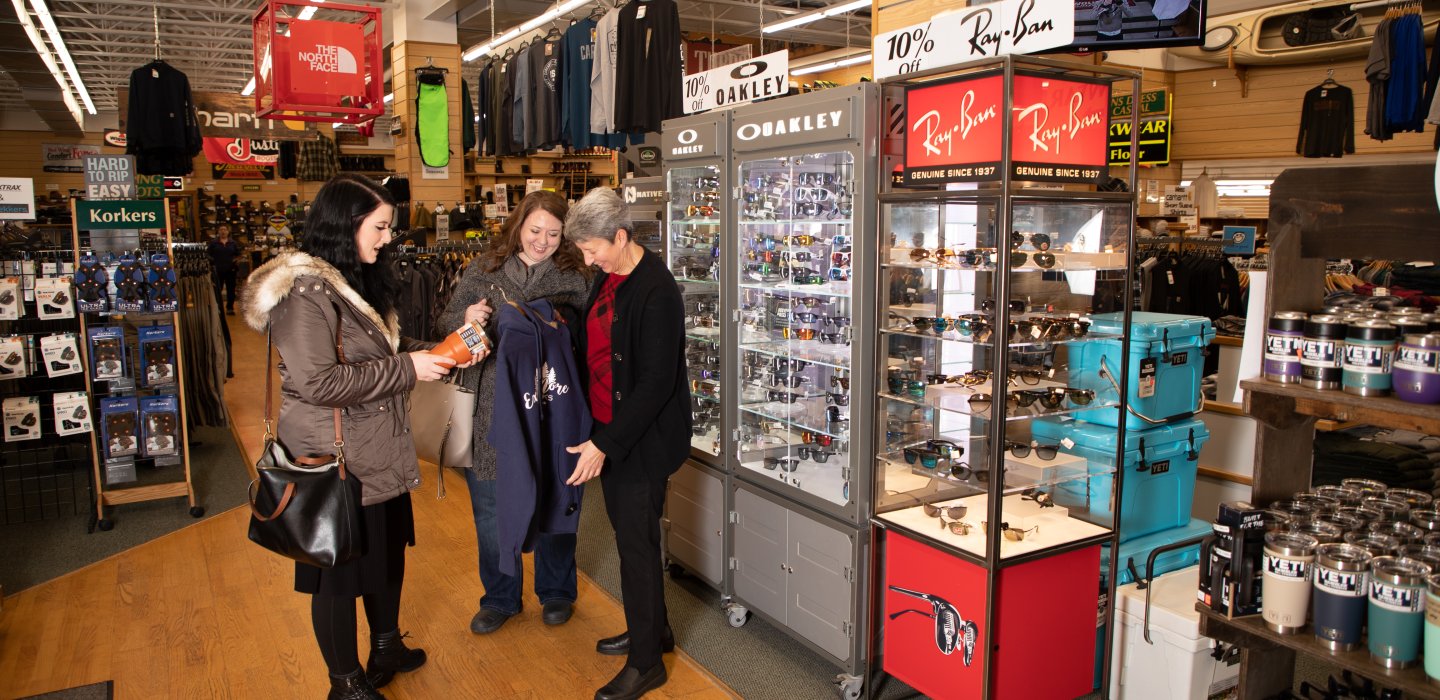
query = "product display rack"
(71, 201, 202, 531)
(619, 176, 667, 256)
(1198, 164, 1440, 699)
(660, 110, 731, 590)
(869, 56, 1140, 700)
(719, 83, 881, 698)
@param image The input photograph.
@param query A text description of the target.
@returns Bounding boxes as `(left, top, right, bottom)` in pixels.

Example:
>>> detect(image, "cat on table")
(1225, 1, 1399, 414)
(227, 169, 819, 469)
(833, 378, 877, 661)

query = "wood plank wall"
(391, 41, 465, 208)
(1172, 59, 1435, 160)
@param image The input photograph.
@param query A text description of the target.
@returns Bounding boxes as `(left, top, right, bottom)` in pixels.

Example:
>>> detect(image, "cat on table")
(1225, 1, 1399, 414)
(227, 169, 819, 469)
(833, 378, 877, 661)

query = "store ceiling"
(0, 0, 1294, 131)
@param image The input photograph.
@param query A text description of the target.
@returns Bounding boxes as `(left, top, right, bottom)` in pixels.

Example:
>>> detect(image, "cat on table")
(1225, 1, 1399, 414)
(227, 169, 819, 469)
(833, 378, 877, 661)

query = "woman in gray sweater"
(436, 191, 591, 635)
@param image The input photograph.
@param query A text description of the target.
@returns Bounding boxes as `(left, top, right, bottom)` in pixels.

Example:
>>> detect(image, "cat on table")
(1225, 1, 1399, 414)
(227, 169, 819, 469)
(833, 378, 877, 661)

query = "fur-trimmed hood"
(240, 251, 401, 351)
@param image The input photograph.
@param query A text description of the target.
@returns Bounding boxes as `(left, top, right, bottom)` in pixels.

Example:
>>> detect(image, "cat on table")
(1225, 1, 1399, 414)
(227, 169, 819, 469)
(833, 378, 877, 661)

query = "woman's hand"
(452, 343, 489, 369)
(565, 440, 606, 485)
(465, 298, 496, 327)
(409, 352, 455, 381)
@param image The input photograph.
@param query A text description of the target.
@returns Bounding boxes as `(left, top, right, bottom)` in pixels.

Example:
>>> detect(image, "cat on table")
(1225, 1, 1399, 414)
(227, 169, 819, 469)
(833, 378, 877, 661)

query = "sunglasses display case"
(660, 111, 731, 591)
(870, 57, 1142, 700)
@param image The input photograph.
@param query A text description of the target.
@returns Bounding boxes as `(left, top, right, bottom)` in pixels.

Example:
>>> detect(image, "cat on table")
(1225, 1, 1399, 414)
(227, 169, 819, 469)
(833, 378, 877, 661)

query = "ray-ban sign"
(873, 0, 1074, 79)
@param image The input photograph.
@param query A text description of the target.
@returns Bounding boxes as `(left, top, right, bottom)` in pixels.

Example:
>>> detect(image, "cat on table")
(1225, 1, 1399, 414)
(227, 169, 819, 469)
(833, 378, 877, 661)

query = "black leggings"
(311, 580, 404, 675)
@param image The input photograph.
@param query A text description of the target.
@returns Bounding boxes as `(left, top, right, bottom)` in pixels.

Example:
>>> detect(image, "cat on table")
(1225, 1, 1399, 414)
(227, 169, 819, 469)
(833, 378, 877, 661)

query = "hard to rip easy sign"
(76, 200, 166, 230)
(683, 49, 789, 115)
(903, 71, 1111, 185)
(873, 0, 1074, 80)
(83, 155, 137, 200)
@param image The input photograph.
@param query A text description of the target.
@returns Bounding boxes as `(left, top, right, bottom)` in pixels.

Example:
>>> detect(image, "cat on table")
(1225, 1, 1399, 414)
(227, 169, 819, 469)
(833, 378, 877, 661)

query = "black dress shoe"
(470, 607, 514, 634)
(594, 664, 667, 700)
(595, 627, 676, 656)
(542, 600, 574, 625)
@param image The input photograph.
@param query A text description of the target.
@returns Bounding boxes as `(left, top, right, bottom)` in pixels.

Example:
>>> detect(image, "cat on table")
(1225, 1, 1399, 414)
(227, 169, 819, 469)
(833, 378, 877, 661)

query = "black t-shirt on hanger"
(529, 36, 563, 150)
(614, 0, 684, 134)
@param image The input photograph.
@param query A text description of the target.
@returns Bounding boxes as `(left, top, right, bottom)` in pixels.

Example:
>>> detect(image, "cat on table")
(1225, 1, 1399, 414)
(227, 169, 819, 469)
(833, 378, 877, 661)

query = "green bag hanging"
(416, 72, 450, 168)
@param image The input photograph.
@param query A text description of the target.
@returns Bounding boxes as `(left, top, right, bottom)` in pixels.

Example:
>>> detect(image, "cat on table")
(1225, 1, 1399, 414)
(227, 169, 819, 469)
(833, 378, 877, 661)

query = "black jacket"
(577, 247, 690, 483)
(613, 0, 683, 134)
(125, 61, 202, 176)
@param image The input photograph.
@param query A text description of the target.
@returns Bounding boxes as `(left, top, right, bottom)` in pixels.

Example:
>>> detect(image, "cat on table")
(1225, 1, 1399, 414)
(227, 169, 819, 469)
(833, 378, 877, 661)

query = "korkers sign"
(902, 71, 1110, 184)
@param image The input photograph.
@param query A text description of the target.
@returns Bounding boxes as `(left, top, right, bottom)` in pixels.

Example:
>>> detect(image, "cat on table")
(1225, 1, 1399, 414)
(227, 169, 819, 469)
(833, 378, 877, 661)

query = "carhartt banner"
(118, 90, 319, 140)
(76, 200, 166, 230)
(202, 137, 281, 166)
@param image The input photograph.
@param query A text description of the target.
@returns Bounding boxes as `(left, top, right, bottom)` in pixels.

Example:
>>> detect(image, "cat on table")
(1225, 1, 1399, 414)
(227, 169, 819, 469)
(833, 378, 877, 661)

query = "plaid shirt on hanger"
(298, 133, 340, 181)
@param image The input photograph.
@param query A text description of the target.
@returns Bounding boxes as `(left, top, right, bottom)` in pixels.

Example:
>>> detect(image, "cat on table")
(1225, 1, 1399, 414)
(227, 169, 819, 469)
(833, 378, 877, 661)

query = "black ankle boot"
(327, 668, 383, 700)
(366, 629, 427, 688)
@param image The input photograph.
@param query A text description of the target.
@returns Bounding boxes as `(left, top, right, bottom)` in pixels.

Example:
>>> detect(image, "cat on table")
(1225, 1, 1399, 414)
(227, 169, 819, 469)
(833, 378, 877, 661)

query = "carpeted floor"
(572, 481, 921, 700)
(16, 681, 113, 700)
(0, 425, 250, 594)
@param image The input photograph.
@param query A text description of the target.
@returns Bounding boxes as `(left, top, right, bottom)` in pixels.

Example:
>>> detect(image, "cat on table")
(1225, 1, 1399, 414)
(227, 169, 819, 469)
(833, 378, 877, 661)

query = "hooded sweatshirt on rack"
(487, 298, 592, 577)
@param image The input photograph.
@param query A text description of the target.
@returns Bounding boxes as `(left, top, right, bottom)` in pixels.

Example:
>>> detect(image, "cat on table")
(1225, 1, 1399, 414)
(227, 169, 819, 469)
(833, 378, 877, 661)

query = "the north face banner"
(286, 20, 366, 101)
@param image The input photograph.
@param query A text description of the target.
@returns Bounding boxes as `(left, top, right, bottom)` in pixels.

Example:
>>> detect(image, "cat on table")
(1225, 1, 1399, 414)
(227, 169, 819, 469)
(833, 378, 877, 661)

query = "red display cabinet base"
(251, 0, 384, 124)
(882, 530, 1101, 700)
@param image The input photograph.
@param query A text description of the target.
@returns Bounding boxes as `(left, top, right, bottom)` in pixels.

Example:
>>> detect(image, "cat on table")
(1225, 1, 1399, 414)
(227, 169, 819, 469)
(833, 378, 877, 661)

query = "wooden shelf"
(1196, 604, 1440, 699)
(1241, 379, 1440, 436)
(1212, 335, 1244, 348)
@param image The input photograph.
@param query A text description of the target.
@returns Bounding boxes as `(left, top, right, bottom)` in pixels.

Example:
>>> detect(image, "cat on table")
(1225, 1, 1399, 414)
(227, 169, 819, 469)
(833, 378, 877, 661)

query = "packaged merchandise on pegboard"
(0, 277, 21, 320)
(74, 254, 108, 313)
(146, 254, 177, 313)
(3, 396, 41, 442)
(53, 391, 91, 436)
(138, 325, 176, 386)
(140, 395, 179, 458)
(34, 276, 74, 320)
(87, 326, 126, 381)
(99, 396, 139, 460)
(113, 254, 146, 313)
(0, 336, 29, 379)
(40, 333, 82, 378)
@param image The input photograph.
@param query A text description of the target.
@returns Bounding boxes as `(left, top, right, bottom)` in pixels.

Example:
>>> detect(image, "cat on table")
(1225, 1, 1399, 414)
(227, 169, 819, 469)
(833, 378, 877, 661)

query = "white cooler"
(1110, 566, 1239, 700)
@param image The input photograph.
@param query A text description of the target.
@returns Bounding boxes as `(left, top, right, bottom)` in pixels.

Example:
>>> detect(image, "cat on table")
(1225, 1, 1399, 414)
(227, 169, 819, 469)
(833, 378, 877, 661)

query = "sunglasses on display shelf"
(828, 268, 850, 282)
(689, 314, 720, 328)
(791, 311, 821, 323)
(827, 392, 849, 406)
(1010, 231, 1052, 251)
(763, 456, 801, 472)
(799, 446, 836, 463)
(690, 380, 719, 397)
(981, 299, 1028, 315)
(691, 191, 721, 203)
(782, 250, 814, 263)
(766, 390, 811, 404)
(1037, 317, 1091, 340)
(742, 206, 777, 220)
(769, 374, 812, 388)
(888, 376, 926, 398)
(795, 172, 839, 187)
(742, 432, 787, 447)
(984, 522, 1040, 542)
(820, 331, 849, 345)
(830, 375, 850, 391)
(693, 368, 721, 380)
(746, 175, 789, 191)
(1022, 488, 1055, 508)
(680, 266, 717, 280)
(794, 187, 836, 203)
(780, 327, 818, 341)
(793, 202, 836, 219)
(687, 205, 716, 218)
(783, 234, 816, 247)
(688, 351, 719, 366)
(939, 516, 975, 536)
(948, 461, 974, 481)
(696, 176, 720, 189)
(1013, 387, 1095, 408)
(801, 431, 834, 446)
(746, 264, 783, 282)
(792, 272, 825, 286)
(923, 502, 969, 520)
(769, 358, 810, 372)
(903, 447, 945, 469)
(791, 296, 825, 308)
(1007, 441, 1059, 460)
(832, 235, 852, 251)
(968, 393, 993, 414)
(823, 315, 850, 328)
(826, 406, 848, 423)
(673, 232, 717, 248)
(925, 439, 963, 457)
(831, 251, 852, 267)
(691, 299, 719, 314)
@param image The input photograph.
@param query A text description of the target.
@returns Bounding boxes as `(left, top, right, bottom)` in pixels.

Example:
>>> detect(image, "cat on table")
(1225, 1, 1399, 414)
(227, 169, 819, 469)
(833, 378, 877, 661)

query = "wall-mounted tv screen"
(1047, 0, 1207, 53)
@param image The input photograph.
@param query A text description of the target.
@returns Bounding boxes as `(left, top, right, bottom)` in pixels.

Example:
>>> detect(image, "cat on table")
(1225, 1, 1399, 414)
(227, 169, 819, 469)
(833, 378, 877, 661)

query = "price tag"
(872, 0, 1074, 79)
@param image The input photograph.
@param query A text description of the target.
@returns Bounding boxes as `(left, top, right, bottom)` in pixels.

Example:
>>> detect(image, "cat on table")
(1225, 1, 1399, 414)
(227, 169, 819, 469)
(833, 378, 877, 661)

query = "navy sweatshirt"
(487, 299, 592, 576)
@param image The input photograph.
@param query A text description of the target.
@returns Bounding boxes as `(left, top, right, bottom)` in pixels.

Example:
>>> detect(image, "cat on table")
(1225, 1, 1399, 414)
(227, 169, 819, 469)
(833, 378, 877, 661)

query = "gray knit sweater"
(436, 255, 590, 479)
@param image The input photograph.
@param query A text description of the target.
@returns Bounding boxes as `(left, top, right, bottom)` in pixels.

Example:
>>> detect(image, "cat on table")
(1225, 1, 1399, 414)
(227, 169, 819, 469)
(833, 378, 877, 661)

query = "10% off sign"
(683, 50, 790, 115)
(872, 0, 1074, 79)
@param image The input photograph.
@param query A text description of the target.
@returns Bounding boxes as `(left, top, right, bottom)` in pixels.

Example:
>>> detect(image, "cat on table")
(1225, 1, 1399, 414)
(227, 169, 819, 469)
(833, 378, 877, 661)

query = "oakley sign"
(683, 49, 790, 115)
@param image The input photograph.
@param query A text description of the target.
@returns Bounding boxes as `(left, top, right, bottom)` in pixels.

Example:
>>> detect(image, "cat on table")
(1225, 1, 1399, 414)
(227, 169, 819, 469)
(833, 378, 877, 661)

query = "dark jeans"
(463, 469, 577, 615)
(213, 268, 237, 310)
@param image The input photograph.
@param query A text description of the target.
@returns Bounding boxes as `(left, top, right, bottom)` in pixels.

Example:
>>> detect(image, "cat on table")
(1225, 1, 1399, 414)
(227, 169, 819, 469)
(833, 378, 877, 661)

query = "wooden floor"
(0, 312, 735, 699)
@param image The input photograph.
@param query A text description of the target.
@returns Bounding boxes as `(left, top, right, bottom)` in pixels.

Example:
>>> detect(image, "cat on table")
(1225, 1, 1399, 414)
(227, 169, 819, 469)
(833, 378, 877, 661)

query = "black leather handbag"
(247, 325, 363, 568)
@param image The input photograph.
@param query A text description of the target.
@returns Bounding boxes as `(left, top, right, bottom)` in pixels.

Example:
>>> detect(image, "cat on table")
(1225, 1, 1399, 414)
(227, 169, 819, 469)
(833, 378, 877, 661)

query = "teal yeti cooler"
(1031, 416, 1209, 542)
(1070, 312, 1214, 431)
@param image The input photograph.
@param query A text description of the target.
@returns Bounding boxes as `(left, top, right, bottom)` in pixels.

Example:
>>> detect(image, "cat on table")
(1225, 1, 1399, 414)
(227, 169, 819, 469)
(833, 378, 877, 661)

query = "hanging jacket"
(613, 0, 684, 134)
(487, 299, 592, 577)
(125, 61, 202, 175)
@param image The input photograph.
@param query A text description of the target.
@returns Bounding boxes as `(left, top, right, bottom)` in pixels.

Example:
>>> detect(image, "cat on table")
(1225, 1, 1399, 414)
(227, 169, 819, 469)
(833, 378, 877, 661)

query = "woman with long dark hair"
(437, 190, 592, 635)
(242, 173, 480, 699)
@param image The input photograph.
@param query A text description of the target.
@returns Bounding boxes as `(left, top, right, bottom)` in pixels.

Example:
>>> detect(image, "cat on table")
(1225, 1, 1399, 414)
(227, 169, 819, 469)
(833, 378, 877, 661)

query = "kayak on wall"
(1169, 0, 1439, 65)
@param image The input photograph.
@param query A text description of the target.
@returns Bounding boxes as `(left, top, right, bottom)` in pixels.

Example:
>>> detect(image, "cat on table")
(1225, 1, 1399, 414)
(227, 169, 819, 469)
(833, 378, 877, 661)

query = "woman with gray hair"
(563, 187, 690, 700)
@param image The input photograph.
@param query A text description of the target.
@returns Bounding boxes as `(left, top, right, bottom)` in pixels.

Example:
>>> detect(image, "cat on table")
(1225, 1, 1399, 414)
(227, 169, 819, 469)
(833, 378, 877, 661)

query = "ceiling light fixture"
(242, 77, 256, 96)
(9, 0, 82, 123)
(762, 0, 869, 34)
(383, 92, 394, 103)
(296, 0, 325, 22)
(462, 0, 590, 62)
(26, 0, 96, 115)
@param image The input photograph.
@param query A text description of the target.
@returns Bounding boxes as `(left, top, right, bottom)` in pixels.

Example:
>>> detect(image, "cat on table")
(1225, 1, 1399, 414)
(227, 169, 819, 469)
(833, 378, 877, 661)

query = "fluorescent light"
(464, 0, 590, 62)
(383, 92, 394, 103)
(763, 0, 867, 34)
(10, 0, 82, 123)
(791, 52, 869, 76)
(835, 54, 871, 67)
(296, 0, 324, 21)
(28, 0, 95, 115)
(242, 77, 256, 96)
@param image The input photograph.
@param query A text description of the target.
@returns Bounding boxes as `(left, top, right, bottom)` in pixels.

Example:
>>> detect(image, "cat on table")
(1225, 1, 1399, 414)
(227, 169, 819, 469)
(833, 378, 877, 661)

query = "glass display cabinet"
(870, 57, 1141, 700)
(659, 111, 730, 590)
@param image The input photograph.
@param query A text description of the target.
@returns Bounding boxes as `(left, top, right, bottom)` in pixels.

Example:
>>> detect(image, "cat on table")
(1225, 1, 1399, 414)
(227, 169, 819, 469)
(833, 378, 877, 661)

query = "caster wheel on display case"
(97, 519, 114, 531)
(835, 674, 862, 700)
(189, 506, 205, 518)
(725, 604, 749, 628)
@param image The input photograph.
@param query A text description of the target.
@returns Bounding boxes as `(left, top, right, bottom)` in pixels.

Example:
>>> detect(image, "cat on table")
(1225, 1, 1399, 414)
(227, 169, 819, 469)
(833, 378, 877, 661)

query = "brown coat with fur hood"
(242, 251, 435, 506)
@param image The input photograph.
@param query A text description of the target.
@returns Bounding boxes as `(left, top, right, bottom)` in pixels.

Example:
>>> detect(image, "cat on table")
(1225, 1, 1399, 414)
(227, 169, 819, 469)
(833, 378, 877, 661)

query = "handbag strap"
(263, 297, 347, 458)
